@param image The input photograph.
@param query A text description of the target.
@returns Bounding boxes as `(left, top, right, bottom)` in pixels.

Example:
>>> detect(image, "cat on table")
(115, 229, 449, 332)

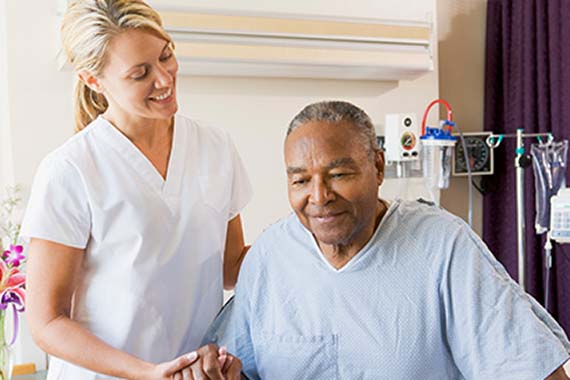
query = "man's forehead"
(286, 156, 357, 174)
(286, 121, 359, 150)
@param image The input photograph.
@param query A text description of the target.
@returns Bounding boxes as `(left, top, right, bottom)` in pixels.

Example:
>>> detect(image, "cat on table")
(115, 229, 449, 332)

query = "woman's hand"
(141, 351, 198, 380)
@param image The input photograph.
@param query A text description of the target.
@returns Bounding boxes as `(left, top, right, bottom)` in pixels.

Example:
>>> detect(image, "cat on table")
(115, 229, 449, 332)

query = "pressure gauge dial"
(400, 131, 417, 151)
(452, 132, 494, 176)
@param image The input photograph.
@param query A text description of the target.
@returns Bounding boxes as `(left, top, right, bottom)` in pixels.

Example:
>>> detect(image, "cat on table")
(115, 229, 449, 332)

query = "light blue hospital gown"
(204, 200, 570, 379)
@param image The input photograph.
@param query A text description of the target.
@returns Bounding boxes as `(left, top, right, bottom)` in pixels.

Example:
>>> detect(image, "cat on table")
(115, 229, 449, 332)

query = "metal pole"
(515, 129, 526, 290)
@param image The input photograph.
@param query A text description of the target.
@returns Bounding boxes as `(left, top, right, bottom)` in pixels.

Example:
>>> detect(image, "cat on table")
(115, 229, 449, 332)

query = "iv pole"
(487, 129, 552, 291)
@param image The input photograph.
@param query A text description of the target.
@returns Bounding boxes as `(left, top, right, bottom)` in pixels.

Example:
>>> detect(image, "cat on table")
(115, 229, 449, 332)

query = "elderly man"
(204, 101, 570, 379)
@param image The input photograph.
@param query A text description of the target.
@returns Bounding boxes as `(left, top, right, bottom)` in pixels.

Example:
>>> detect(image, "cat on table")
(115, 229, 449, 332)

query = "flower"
(0, 185, 26, 355)
(0, 259, 25, 312)
(2, 244, 25, 268)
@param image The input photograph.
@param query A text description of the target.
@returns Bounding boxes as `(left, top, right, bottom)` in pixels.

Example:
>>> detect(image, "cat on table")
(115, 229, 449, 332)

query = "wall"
(1, 0, 439, 369)
(0, 0, 14, 190)
(437, 0, 487, 235)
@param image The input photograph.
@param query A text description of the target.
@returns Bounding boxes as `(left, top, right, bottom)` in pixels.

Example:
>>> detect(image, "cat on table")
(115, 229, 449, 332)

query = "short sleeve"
(442, 225, 570, 379)
(227, 137, 253, 220)
(20, 156, 91, 249)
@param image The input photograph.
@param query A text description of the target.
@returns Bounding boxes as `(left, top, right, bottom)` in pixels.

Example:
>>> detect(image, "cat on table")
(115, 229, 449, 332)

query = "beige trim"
(157, 11, 432, 80)
(175, 41, 428, 67)
(161, 12, 430, 42)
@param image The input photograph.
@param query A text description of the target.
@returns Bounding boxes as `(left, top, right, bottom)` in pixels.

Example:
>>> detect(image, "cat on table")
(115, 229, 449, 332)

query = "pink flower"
(3, 244, 25, 267)
(0, 258, 25, 311)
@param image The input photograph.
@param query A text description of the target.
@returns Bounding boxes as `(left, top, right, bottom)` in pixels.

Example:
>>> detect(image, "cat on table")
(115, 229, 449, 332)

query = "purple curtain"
(483, 0, 570, 333)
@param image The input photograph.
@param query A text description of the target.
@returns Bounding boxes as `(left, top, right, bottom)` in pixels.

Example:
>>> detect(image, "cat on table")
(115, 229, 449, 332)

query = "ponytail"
(62, 0, 170, 131)
(74, 80, 108, 132)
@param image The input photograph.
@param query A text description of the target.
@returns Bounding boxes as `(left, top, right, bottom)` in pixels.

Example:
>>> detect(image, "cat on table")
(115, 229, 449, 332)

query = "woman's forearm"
(33, 315, 153, 379)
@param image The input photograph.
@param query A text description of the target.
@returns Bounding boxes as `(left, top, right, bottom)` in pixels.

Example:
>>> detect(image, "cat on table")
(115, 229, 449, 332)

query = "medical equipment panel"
(550, 188, 570, 243)
(452, 132, 494, 176)
(384, 114, 420, 162)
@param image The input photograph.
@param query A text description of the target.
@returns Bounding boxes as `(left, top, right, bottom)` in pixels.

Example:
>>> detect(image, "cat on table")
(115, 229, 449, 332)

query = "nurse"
(21, 1, 249, 379)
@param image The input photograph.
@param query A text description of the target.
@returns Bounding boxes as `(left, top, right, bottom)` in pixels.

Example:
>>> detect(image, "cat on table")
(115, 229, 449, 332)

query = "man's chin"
(311, 230, 350, 248)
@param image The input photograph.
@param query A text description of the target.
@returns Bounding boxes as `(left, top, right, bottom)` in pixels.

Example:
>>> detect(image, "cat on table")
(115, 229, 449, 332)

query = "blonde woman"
(21, 1, 248, 379)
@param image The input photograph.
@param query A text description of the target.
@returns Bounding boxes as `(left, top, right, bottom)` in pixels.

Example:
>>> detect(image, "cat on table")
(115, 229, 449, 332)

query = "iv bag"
(531, 140, 568, 234)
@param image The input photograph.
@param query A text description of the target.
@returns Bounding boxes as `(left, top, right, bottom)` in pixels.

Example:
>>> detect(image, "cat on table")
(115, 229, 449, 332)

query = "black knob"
(518, 154, 533, 168)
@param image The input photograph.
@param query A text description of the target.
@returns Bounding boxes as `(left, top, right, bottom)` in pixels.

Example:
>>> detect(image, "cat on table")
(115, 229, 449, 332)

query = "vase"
(0, 311, 13, 380)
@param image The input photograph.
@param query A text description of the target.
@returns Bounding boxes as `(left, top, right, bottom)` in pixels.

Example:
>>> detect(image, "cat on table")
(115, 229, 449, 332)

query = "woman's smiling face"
(86, 28, 179, 124)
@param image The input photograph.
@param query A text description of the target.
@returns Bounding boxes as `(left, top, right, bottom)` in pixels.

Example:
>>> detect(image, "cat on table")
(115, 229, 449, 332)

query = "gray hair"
(287, 101, 378, 157)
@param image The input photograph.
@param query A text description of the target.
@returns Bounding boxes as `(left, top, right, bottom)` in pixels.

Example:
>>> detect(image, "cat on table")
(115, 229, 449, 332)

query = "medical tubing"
(544, 234, 553, 311)
(453, 122, 473, 228)
(421, 99, 454, 136)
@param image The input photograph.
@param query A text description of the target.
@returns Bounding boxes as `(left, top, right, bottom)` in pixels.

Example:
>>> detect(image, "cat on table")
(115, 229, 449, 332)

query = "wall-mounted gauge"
(452, 132, 494, 176)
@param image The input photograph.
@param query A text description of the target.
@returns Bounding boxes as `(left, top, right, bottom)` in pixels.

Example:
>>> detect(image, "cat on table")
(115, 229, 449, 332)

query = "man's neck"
(319, 199, 388, 269)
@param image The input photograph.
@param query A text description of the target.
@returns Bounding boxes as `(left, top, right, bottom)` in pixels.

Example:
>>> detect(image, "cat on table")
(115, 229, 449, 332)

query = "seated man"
(204, 101, 570, 379)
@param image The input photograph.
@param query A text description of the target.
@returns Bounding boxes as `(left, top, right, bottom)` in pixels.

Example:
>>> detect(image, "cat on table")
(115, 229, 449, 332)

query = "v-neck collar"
(303, 199, 398, 273)
(94, 115, 184, 199)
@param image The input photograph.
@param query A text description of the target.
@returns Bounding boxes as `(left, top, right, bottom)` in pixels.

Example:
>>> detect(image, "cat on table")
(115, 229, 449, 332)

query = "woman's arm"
(223, 215, 250, 290)
(26, 238, 196, 380)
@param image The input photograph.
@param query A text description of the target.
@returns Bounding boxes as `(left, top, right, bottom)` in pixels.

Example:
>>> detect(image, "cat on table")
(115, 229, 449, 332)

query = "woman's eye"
(131, 69, 148, 80)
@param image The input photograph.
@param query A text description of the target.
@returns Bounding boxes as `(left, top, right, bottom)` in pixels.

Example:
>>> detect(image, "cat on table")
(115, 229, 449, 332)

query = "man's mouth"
(310, 212, 345, 223)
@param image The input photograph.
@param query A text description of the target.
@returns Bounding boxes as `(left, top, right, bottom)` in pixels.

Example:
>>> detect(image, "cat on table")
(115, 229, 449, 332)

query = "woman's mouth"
(149, 88, 173, 102)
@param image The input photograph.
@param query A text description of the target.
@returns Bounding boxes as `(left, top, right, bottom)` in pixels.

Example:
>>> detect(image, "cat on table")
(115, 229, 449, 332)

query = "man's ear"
(375, 149, 385, 186)
(78, 70, 104, 93)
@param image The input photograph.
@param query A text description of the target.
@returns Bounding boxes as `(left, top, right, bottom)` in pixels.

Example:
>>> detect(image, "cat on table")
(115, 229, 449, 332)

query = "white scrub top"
(21, 114, 253, 380)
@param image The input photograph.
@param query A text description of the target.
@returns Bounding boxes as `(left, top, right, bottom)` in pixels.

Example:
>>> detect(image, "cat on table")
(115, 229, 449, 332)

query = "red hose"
(421, 99, 453, 136)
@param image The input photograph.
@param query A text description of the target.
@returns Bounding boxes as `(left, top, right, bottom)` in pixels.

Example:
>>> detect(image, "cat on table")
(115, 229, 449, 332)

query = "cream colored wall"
(2, 0, 440, 369)
(0, 0, 14, 190)
(437, 0, 487, 235)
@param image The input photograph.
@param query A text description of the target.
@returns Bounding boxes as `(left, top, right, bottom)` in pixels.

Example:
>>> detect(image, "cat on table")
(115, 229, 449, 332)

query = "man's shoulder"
(240, 214, 303, 268)
(379, 199, 468, 258)
(250, 213, 300, 252)
(392, 199, 465, 230)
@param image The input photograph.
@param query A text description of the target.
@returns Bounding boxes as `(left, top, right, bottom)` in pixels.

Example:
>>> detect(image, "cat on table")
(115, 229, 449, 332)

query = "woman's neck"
(102, 110, 173, 148)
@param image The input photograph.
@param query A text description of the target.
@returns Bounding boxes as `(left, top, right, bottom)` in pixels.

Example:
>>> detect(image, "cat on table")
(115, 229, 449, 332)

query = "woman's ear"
(78, 70, 104, 93)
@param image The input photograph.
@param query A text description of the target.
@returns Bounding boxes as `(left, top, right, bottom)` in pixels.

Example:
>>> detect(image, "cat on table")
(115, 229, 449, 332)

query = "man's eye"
(292, 178, 308, 186)
(160, 52, 173, 62)
(331, 173, 348, 179)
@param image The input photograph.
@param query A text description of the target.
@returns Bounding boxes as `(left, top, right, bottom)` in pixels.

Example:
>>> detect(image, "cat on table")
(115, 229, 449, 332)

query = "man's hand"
(172, 345, 243, 380)
(180, 344, 225, 380)
(218, 346, 243, 380)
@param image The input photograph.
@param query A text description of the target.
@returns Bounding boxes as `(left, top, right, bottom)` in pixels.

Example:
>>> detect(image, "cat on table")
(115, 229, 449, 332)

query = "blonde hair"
(61, 0, 171, 131)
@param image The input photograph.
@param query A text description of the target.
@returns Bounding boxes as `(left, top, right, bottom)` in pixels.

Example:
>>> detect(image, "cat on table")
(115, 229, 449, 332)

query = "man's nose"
(309, 178, 334, 206)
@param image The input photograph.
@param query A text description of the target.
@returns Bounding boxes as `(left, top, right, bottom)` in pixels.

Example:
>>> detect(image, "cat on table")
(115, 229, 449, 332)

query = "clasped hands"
(149, 344, 242, 380)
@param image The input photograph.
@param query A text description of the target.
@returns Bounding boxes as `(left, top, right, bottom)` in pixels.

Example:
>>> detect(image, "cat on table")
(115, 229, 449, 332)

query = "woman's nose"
(154, 64, 173, 88)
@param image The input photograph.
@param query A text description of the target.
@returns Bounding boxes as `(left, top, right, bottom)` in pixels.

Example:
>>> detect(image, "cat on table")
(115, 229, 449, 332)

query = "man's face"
(285, 121, 384, 252)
